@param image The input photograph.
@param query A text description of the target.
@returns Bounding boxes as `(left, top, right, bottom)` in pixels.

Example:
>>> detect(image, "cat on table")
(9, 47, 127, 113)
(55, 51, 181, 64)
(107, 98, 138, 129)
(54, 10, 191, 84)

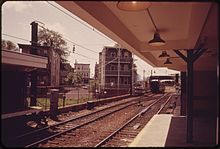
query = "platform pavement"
(129, 113, 216, 147)
(129, 114, 197, 147)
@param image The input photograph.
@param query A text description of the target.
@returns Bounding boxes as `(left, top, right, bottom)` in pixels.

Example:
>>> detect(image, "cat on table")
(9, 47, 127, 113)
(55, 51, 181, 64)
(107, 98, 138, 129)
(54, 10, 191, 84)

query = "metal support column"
(186, 50, 194, 143)
(174, 47, 208, 143)
(180, 71, 187, 116)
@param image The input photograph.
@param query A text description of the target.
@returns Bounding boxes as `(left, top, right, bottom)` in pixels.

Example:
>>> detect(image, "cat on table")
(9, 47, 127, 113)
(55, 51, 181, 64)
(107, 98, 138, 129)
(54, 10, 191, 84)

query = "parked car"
(133, 84, 146, 96)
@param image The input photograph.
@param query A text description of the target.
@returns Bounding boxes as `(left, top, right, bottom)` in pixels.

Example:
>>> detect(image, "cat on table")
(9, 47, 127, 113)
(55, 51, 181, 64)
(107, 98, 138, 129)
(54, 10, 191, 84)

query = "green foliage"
(2, 39, 19, 51)
(65, 70, 83, 86)
(38, 28, 70, 63)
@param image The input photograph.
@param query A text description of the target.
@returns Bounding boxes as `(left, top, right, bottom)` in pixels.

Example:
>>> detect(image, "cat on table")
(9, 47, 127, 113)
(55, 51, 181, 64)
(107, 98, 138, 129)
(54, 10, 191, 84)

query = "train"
(133, 75, 176, 96)
(149, 79, 165, 93)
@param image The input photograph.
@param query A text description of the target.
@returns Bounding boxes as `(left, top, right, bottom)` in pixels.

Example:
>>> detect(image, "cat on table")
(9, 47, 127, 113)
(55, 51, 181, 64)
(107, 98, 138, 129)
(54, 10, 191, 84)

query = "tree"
(2, 39, 19, 51)
(65, 70, 83, 86)
(38, 28, 70, 63)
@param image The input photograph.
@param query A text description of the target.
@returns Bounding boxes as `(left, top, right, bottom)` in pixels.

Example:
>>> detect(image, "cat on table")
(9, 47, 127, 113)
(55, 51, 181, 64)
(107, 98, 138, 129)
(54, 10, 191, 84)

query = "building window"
(111, 65, 115, 70)
(121, 65, 124, 71)
(111, 52, 116, 57)
(124, 52, 129, 58)
(124, 64, 128, 70)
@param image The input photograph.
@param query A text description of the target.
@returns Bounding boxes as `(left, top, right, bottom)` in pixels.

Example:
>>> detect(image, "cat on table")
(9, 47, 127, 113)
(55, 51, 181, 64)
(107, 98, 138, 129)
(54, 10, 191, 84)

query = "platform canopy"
(56, 2, 218, 71)
(2, 50, 48, 72)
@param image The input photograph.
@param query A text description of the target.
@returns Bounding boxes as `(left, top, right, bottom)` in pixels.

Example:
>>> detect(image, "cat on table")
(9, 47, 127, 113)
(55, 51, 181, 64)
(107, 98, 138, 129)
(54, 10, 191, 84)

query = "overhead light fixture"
(117, 1, 151, 11)
(146, 8, 166, 47)
(159, 51, 170, 58)
(148, 32, 165, 46)
(164, 58, 172, 65)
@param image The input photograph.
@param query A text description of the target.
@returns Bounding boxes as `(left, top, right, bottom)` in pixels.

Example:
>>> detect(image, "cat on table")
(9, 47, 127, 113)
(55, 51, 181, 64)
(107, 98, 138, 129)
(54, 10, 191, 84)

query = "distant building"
(74, 63, 90, 84)
(94, 62, 99, 79)
(98, 46, 135, 97)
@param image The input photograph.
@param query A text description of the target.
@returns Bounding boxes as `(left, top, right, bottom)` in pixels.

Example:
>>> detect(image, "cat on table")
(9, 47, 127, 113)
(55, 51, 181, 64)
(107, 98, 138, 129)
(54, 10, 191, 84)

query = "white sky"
(2, 1, 179, 78)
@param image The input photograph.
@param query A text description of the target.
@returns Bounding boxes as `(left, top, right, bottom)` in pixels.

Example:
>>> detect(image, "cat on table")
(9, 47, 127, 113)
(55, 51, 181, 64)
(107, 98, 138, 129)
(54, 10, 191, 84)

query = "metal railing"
(105, 70, 131, 76)
(105, 57, 132, 63)
(105, 83, 130, 89)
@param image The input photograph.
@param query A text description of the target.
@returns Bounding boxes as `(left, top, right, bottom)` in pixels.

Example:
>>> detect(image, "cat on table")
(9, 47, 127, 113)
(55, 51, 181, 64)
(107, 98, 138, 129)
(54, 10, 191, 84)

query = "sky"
(2, 1, 179, 78)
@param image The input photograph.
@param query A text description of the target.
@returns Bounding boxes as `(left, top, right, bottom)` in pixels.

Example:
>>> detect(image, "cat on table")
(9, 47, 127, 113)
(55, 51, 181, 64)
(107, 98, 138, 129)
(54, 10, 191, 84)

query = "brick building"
(74, 62, 90, 84)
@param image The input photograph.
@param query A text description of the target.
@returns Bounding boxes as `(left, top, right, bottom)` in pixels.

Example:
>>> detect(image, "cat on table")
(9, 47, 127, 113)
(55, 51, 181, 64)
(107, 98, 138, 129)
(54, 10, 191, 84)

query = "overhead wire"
(3, 33, 30, 43)
(46, 1, 115, 44)
(74, 52, 97, 61)
(38, 24, 98, 54)
(2, 33, 98, 61)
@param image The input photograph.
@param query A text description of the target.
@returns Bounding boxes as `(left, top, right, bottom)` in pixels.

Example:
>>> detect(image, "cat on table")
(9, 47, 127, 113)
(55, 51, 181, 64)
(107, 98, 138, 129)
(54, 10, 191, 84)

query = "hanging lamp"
(164, 58, 172, 65)
(149, 32, 165, 46)
(146, 9, 166, 46)
(117, 1, 151, 11)
(159, 51, 170, 58)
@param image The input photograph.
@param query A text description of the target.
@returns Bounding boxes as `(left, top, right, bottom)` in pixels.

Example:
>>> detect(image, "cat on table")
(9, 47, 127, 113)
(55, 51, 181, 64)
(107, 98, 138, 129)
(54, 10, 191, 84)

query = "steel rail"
(16, 94, 149, 140)
(25, 100, 140, 147)
(94, 93, 172, 147)
(156, 94, 173, 114)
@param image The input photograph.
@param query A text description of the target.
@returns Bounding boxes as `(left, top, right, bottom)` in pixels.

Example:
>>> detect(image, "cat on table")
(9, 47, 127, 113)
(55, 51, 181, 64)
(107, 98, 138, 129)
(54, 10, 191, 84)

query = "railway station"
(1, 1, 218, 147)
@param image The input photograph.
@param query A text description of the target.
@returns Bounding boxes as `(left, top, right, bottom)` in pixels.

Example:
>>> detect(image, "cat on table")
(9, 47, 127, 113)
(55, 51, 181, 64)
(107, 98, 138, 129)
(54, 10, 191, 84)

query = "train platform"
(1, 106, 43, 120)
(129, 114, 216, 147)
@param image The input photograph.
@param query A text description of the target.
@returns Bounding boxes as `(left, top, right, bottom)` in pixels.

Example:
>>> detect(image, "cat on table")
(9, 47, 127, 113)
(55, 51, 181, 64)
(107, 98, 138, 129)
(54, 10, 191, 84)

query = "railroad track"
(36, 93, 168, 147)
(12, 92, 156, 147)
(94, 92, 174, 147)
(157, 93, 178, 114)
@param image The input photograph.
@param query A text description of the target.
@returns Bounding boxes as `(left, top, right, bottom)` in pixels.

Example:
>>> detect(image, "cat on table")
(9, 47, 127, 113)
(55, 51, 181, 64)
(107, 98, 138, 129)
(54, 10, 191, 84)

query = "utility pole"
(30, 21, 38, 106)
(131, 55, 134, 96)
(117, 46, 120, 96)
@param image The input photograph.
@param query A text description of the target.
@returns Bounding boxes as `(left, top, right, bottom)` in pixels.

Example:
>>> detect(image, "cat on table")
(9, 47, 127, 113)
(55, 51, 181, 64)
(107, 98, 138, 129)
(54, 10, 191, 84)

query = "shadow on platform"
(165, 116, 216, 147)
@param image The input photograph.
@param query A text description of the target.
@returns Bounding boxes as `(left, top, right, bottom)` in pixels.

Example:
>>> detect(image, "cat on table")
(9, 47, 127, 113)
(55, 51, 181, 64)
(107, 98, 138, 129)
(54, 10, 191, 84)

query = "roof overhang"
(2, 50, 48, 71)
(56, 1, 218, 72)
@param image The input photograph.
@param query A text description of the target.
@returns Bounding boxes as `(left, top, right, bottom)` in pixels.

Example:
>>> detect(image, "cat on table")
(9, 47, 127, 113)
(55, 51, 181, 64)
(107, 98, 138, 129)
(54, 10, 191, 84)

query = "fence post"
(63, 93, 66, 108)
(50, 89, 59, 119)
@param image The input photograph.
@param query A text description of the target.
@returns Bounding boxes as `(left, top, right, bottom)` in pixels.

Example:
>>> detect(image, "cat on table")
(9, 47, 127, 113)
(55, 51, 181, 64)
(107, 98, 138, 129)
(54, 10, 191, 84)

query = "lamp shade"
(117, 1, 151, 11)
(159, 51, 170, 58)
(164, 58, 172, 65)
(148, 33, 165, 46)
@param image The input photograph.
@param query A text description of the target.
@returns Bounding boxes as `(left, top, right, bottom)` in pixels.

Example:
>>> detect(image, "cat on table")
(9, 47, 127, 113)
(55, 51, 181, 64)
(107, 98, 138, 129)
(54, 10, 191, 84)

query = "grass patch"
(27, 97, 90, 110)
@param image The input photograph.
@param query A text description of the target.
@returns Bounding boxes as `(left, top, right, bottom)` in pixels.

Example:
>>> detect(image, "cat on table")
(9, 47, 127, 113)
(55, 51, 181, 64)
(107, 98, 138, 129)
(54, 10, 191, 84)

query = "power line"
(46, 1, 115, 44)
(63, 37, 98, 54)
(74, 52, 97, 61)
(38, 24, 98, 54)
(2, 33, 98, 61)
(3, 33, 30, 42)
(2, 33, 39, 45)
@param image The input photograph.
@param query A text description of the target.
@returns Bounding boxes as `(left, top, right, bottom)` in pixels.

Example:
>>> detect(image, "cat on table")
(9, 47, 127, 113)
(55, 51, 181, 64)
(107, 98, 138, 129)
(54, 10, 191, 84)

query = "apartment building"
(74, 63, 90, 84)
(98, 46, 134, 97)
